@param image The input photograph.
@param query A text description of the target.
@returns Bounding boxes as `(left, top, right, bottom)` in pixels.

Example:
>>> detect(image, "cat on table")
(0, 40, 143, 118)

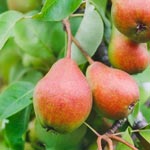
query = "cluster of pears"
(33, 33, 139, 134)
(109, 0, 150, 74)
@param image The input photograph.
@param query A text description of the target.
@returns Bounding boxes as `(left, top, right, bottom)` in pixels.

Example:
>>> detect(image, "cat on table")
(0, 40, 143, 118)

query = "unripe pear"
(111, 0, 150, 43)
(7, 0, 42, 13)
(108, 27, 149, 74)
(33, 58, 92, 133)
(86, 62, 139, 120)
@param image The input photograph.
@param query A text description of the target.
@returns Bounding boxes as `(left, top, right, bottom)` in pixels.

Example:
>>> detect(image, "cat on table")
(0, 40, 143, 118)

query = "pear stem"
(84, 122, 100, 137)
(84, 122, 113, 150)
(84, 121, 138, 150)
(71, 35, 94, 64)
(107, 134, 138, 150)
(63, 19, 72, 58)
(63, 18, 94, 64)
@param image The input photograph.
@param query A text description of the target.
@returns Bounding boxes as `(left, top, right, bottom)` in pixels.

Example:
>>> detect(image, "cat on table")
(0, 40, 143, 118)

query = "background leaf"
(128, 102, 140, 126)
(36, 0, 82, 21)
(0, 11, 23, 50)
(9, 62, 43, 84)
(89, 0, 111, 42)
(71, 2, 104, 64)
(138, 82, 150, 123)
(4, 106, 32, 150)
(0, 81, 34, 120)
(0, 38, 21, 83)
(133, 66, 150, 84)
(35, 120, 87, 150)
(14, 18, 57, 62)
(139, 129, 150, 143)
(0, 0, 8, 13)
(116, 127, 134, 150)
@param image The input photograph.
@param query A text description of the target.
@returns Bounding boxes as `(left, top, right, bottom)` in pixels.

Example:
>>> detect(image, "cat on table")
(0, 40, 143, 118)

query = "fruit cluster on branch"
(32, 1, 150, 149)
(33, 18, 140, 150)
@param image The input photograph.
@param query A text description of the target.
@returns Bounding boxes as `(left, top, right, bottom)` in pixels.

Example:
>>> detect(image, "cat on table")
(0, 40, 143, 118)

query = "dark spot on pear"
(136, 22, 147, 34)
(128, 102, 136, 111)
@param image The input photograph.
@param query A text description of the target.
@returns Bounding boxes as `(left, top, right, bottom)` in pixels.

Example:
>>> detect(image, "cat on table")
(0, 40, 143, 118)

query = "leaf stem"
(97, 136, 102, 150)
(84, 122, 113, 150)
(102, 135, 114, 150)
(62, 19, 72, 58)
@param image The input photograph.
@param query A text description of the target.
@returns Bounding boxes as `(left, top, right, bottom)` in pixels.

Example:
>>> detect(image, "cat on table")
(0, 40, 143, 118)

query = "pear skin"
(108, 27, 149, 74)
(111, 0, 150, 43)
(86, 62, 139, 120)
(33, 58, 92, 133)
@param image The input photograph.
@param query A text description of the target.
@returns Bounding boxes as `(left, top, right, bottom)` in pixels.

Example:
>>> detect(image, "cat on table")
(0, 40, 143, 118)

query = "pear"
(7, 0, 42, 13)
(111, 0, 150, 43)
(108, 27, 149, 74)
(33, 58, 92, 133)
(86, 61, 139, 120)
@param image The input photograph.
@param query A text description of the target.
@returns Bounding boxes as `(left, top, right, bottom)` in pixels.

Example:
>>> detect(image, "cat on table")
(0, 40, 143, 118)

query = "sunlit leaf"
(139, 129, 150, 143)
(4, 107, 31, 150)
(36, 0, 82, 21)
(133, 66, 150, 84)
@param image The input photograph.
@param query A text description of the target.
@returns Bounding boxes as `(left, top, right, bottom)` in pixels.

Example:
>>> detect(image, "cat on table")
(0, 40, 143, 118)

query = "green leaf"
(89, 0, 111, 42)
(0, 0, 7, 13)
(19, 70, 43, 84)
(0, 11, 23, 50)
(140, 98, 150, 123)
(136, 82, 150, 122)
(4, 107, 31, 150)
(9, 61, 43, 84)
(14, 18, 57, 61)
(45, 21, 65, 56)
(0, 81, 34, 120)
(71, 2, 104, 64)
(139, 82, 150, 104)
(36, 0, 82, 21)
(139, 129, 150, 143)
(133, 66, 150, 84)
(116, 127, 134, 150)
(128, 102, 140, 126)
(141, 106, 150, 123)
(0, 38, 21, 83)
(9, 62, 31, 83)
(35, 120, 87, 149)
(70, 16, 83, 36)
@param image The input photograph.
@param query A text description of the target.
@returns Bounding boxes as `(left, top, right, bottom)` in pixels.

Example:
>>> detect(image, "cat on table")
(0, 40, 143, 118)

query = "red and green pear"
(86, 61, 139, 120)
(108, 27, 149, 74)
(33, 58, 92, 133)
(111, 0, 150, 43)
